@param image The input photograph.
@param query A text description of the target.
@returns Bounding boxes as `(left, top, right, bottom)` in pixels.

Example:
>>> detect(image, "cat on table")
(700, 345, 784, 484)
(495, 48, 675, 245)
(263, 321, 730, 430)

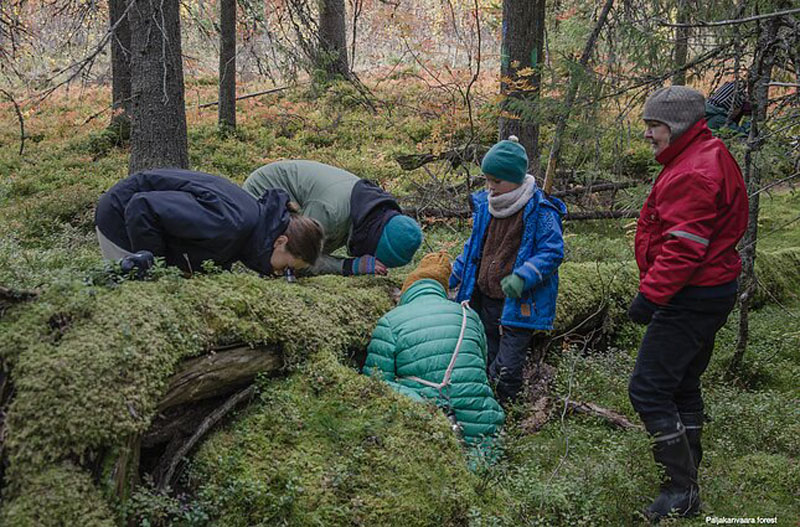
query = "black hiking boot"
(680, 411, 704, 470)
(643, 418, 700, 523)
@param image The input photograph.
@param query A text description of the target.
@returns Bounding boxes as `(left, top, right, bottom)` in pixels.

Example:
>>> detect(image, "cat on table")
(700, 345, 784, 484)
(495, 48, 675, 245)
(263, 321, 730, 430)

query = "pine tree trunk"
(498, 0, 545, 166)
(218, 0, 236, 131)
(671, 0, 689, 85)
(318, 0, 350, 79)
(729, 14, 782, 375)
(109, 0, 131, 134)
(128, 0, 189, 174)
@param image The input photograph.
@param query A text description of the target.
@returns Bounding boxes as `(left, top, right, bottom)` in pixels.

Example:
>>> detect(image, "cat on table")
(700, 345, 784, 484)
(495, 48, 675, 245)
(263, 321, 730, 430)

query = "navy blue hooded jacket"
(95, 168, 291, 275)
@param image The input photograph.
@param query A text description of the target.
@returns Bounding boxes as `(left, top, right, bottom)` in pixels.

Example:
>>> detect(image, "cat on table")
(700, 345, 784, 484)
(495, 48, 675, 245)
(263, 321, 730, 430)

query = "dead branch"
(565, 210, 639, 221)
(543, 0, 615, 194)
(394, 144, 490, 170)
(0, 89, 25, 155)
(158, 385, 255, 490)
(401, 207, 639, 221)
(198, 86, 290, 108)
(561, 399, 641, 430)
(659, 7, 800, 28)
(551, 181, 638, 198)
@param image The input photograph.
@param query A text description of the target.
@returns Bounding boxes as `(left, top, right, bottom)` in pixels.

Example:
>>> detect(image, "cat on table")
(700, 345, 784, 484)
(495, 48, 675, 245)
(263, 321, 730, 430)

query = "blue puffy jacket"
(95, 168, 291, 275)
(450, 187, 566, 330)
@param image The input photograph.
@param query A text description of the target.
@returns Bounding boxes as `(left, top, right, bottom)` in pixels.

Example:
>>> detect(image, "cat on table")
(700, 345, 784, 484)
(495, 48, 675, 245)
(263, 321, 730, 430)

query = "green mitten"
(500, 273, 525, 298)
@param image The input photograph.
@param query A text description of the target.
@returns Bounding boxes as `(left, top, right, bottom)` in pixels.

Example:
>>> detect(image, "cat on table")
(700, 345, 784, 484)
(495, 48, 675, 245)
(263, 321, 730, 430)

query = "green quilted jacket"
(363, 279, 505, 446)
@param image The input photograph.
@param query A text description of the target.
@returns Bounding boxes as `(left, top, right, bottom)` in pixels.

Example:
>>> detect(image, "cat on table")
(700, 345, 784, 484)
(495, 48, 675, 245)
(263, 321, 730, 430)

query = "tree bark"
(218, 0, 236, 131)
(671, 0, 689, 85)
(317, 0, 350, 79)
(109, 0, 132, 134)
(498, 0, 546, 165)
(730, 13, 782, 375)
(128, 0, 189, 174)
(158, 345, 283, 411)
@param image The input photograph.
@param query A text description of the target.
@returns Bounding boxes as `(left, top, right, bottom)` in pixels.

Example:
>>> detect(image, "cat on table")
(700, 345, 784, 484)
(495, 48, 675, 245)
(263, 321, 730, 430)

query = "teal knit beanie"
(481, 136, 528, 184)
(375, 215, 423, 267)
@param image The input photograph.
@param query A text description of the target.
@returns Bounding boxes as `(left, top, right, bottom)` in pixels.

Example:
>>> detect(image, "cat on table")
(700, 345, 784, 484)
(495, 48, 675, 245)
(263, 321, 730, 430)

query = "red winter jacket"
(635, 119, 748, 305)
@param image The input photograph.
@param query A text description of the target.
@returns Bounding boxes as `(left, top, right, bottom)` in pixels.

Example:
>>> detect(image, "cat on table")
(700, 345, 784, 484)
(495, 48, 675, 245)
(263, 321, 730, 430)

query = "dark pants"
(473, 290, 534, 404)
(628, 291, 736, 423)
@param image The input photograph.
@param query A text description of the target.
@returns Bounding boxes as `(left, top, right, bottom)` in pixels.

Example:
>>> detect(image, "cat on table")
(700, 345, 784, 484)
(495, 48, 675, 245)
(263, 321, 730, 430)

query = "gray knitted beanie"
(643, 86, 706, 142)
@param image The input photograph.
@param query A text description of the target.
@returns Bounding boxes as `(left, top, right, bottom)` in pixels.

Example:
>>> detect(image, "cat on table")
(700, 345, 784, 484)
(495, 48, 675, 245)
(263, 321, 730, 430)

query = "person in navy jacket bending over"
(95, 168, 324, 277)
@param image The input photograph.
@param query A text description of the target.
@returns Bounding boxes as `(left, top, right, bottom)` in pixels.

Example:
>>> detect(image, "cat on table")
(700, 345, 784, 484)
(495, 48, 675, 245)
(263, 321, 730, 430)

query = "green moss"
(0, 462, 116, 527)
(191, 351, 487, 526)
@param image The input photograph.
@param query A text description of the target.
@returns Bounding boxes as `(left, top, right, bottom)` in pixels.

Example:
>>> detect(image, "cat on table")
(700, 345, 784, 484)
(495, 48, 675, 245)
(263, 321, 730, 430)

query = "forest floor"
(0, 79, 798, 526)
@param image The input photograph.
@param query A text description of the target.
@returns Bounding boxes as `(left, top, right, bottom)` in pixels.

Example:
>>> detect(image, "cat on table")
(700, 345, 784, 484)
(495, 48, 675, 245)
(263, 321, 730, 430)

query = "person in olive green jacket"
(363, 252, 505, 449)
(243, 160, 422, 276)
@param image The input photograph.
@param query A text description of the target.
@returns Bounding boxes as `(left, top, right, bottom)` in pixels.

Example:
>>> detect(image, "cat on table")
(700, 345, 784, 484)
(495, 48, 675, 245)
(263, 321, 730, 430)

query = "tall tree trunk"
(317, 0, 349, 79)
(729, 14, 782, 375)
(218, 0, 236, 131)
(109, 0, 131, 135)
(128, 0, 189, 174)
(498, 0, 546, 166)
(671, 0, 689, 85)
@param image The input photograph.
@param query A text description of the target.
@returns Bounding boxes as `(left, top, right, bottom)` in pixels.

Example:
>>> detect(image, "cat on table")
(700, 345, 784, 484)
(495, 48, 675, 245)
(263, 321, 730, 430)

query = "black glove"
(120, 250, 155, 279)
(627, 292, 658, 325)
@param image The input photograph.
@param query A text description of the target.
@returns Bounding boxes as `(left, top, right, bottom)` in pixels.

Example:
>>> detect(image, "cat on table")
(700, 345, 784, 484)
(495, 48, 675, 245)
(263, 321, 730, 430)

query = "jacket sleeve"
(450, 238, 470, 289)
(309, 254, 348, 275)
(514, 206, 564, 292)
(640, 172, 718, 305)
(363, 316, 397, 382)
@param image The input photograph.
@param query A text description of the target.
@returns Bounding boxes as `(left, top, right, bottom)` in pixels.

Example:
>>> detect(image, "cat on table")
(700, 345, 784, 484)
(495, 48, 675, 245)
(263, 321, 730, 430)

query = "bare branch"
(658, 7, 800, 28)
(0, 89, 25, 155)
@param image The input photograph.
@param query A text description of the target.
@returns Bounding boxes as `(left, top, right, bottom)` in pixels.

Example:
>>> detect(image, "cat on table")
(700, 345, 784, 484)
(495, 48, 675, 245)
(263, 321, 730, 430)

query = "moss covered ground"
(1, 81, 799, 526)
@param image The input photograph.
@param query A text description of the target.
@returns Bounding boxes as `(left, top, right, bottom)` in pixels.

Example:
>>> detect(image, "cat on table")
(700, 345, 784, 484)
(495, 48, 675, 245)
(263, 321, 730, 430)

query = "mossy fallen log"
(158, 344, 283, 411)
(0, 273, 394, 526)
(0, 249, 798, 525)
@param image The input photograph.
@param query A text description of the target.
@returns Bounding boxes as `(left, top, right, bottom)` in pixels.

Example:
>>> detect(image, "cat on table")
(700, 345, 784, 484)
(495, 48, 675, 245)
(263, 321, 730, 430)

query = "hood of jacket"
(239, 189, 291, 275)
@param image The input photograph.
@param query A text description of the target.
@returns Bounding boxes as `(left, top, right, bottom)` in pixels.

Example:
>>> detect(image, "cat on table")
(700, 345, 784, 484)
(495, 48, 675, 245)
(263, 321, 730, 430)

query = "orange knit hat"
(401, 251, 452, 294)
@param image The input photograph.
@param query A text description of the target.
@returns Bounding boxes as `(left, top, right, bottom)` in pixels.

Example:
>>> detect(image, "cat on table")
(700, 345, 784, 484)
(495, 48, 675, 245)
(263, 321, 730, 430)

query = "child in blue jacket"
(450, 137, 566, 404)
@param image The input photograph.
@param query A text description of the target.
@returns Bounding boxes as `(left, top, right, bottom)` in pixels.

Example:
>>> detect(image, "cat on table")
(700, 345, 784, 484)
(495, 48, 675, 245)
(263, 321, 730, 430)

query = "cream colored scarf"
(488, 174, 536, 218)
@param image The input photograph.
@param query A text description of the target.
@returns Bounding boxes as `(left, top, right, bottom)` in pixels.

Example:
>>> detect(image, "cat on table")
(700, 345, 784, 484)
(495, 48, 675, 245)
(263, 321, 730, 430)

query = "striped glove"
(343, 256, 388, 276)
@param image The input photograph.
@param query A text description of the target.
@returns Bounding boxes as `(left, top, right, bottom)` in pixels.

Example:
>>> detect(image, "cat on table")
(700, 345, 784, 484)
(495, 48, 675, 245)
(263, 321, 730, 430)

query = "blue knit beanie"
(375, 215, 423, 267)
(481, 136, 528, 184)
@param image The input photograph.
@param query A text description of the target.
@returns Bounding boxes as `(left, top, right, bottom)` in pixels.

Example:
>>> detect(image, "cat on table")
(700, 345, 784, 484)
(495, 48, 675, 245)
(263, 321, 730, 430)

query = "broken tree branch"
(198, 86, 289, 108)
(158, 385, 256, 490)
(561, 399, 641, 430)
(0, 89, 25, 155)
(402, 207, 639, 221)
(543, 0, 615, 195)
(659, 7, 800, 28)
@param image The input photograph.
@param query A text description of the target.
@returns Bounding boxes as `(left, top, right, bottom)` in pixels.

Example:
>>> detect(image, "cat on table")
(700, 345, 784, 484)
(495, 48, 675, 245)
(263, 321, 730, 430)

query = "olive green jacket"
(243, 160, 359, 274)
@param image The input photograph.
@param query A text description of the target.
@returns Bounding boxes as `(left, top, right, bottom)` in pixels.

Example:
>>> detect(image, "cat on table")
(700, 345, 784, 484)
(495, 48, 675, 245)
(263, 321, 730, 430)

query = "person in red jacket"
(627, 86, 748, 522)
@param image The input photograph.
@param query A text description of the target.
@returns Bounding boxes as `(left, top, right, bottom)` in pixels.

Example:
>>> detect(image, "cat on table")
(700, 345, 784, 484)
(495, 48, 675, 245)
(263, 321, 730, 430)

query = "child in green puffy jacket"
(363, 252, 505, 450)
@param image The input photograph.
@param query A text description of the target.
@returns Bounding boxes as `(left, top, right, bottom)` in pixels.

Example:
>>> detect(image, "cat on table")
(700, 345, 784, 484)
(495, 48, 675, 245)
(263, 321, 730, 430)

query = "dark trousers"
(628, 292, 736, 423)
(473, 290, 534, 404)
